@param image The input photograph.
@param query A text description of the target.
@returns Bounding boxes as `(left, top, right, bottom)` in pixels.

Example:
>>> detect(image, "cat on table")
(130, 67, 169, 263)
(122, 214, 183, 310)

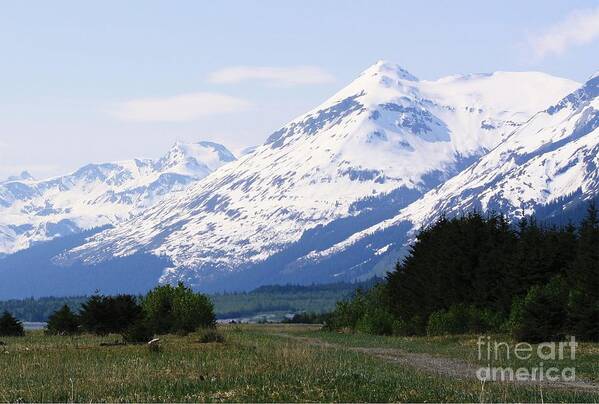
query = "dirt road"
(272, 333, 599, 394)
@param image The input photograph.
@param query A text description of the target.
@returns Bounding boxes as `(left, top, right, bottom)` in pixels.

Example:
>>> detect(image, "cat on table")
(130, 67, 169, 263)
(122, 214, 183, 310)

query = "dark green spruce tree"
(0, 311, 25, 337)
(46, 304, 80, 335)
(567, 202, 599, 341)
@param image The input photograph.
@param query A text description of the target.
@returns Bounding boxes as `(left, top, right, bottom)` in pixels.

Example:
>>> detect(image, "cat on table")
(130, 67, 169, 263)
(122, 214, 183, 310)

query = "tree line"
(327, 204, 599, 342)
(0, 296, 88, 323)
(0, 283, 216, 343)
(1, 280, 377, 322)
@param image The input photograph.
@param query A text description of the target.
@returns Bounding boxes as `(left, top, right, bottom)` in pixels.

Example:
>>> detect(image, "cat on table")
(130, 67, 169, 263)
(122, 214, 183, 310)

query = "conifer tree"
(568, 202, 599, 341)
(46, 305, 80, 335)
(0, 311, 25, 337)
(511, 276, 569, 342)
(335, 202, 599, 340)
(79, 295, 142, 335)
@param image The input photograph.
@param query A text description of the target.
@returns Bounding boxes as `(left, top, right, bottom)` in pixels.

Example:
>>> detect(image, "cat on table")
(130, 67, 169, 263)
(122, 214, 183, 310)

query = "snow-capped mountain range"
(400, 71, 599, 226)
(0, 141, 236, 255)
(56, 61, 583, 290)
(291, 71, 599, 279)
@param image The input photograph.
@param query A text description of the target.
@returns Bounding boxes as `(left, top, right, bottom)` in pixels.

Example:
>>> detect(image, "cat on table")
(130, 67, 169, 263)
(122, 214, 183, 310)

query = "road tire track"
(271, 333, 599, 394)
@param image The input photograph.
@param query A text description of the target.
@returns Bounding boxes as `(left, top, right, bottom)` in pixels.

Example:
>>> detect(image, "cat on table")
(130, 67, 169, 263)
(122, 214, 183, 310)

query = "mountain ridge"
(0, 141, 236, 255)
(295, 72, 599, 275)
(58, 61, 580, 290)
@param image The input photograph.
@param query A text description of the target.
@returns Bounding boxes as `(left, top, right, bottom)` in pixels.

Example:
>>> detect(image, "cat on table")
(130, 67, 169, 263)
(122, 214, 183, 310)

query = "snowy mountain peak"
(196, 141, 237, 163)
(154, 141, 236, 176)
(362, 60, 419, 82)
(3, 171, 34, 183)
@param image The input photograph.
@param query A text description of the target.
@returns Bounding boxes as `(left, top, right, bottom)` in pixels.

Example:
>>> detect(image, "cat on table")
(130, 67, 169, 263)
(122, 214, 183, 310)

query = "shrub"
(567, 289, 599, 342)
(326, 301, 356, 331)
(391, 318, 419, 336)
(509, 276, 569, 342)
(122, 320, 155, 344)
(46, 305, 80, 335)
(143, 283, 216, 335)
(426, 304, 502, 336)
(0, 311, 24, 337)
(355, 308, 395, 335)
(197, 329, 225, 343)
(426, 305, 469, 336)
(470, 307, 503, 333)
(79, 295, 143, 335)
(327, 284, 387, 332)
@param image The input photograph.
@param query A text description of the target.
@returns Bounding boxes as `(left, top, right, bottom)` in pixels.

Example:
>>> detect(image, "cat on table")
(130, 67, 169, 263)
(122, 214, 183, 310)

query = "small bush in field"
(122, 320, 155, 344)
(143, 283, 216, 335)
(355, 308, 395, 335)
(197, 329, 224, 343)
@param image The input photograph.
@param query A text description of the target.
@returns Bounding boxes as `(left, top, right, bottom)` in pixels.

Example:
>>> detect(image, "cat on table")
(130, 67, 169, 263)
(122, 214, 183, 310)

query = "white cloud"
(529, 5, 599, 58)
(208, 66, 335, 86)
(113, 92, 251, 123)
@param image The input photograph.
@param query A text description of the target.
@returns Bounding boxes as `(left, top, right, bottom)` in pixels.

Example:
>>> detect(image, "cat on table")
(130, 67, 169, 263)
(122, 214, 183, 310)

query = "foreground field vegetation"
(0, 324, 597, 402)
(286, 327, 599, 383)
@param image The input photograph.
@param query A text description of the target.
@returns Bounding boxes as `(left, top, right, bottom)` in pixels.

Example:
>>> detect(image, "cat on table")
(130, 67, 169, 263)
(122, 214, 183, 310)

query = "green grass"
(0, 324, 597, 402)
(288, 327, 599, 383)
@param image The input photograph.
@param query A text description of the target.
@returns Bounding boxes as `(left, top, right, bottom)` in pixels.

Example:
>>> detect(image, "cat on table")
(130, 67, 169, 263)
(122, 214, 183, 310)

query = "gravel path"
(272, 333, 599, 394)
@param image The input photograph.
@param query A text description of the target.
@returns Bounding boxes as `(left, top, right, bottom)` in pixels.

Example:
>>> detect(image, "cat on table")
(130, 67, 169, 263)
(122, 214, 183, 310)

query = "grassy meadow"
(290, 328, 599, 383)
(0, 324, 598, 402)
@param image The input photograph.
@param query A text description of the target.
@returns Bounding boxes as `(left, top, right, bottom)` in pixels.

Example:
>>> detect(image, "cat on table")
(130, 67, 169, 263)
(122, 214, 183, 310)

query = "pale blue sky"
(1, 0, 599, 178)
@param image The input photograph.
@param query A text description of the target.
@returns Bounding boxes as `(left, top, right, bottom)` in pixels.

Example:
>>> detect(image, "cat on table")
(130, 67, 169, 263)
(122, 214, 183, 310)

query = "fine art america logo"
(476, 336, 577, 382)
